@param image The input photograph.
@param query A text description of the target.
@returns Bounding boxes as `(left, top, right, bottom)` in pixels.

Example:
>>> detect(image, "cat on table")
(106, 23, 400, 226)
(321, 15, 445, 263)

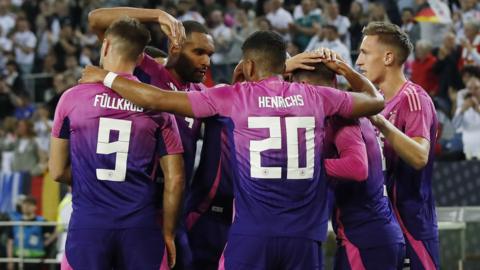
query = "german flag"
(415, 0, 452, 24)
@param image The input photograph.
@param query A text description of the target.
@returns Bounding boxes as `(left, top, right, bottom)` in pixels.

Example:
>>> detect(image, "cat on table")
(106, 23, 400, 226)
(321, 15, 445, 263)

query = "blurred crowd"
(0, 0, 479, 265)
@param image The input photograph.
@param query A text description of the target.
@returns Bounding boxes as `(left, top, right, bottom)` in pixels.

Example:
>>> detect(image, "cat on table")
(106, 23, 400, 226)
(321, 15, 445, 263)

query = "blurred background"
(0, 0, 479, 269)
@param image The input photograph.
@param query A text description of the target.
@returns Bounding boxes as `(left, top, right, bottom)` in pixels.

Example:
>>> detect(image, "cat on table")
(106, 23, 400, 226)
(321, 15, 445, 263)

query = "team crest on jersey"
(167, 82, 188, 92)
(387, 110, 397, 125)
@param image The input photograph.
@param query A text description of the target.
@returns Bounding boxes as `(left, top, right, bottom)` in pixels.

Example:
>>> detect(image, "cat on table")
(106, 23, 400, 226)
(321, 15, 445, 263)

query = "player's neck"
(104, 60, 136, 75)
(378, 68, 408, 102)
(166, 67, 186, 85)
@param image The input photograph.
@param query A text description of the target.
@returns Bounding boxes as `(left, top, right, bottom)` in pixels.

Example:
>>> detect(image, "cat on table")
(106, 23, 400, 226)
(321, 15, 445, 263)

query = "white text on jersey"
(93, 93, 144, 112)
(258, 95, 304, 109)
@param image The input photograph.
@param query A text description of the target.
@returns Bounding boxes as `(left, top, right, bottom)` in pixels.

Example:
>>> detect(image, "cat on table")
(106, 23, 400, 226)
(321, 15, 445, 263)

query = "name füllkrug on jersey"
(94, 93, 144, 112)
(258, 95, 305, 108)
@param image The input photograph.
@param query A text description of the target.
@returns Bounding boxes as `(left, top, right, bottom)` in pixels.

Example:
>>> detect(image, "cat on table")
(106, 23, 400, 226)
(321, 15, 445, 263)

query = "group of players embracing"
(48, 6, 439, 270)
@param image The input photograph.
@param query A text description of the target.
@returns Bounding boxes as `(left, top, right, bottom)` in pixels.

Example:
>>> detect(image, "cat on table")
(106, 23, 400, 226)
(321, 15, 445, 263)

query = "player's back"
(135, 54, 202, 183)
(326, 117, 403, 248)
(190, 77, 353, 241)
(54, 76, 182, 230)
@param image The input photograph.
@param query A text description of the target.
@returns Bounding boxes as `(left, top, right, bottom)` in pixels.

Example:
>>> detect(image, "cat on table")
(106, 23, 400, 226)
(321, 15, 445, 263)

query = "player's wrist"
(103, 71, 118, 88)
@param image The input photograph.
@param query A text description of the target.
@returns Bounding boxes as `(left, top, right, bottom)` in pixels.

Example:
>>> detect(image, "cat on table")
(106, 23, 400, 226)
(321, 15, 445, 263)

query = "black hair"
(241, 31, 287, 74)
(291, 62, 336, 86)
(183, 20, 209, 36)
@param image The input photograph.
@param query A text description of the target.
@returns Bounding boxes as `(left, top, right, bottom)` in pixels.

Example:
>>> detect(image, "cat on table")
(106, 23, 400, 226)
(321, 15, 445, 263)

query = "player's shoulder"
(399, 81, 434, 112)
(59, 83, 103, 103)
(137, 54, 166, 73)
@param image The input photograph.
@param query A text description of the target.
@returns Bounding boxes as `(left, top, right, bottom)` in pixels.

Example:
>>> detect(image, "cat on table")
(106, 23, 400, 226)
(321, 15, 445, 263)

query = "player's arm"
(325, 124, 368, 181)
(88, 7, 184, 46)
(314, 48, 384, 117)
(370, 114, 430, 170)
(159, 154, 185, 268)
(330, 60, 384, 117)
(79, 66, 196, 117)
(48, 137, 72, 184)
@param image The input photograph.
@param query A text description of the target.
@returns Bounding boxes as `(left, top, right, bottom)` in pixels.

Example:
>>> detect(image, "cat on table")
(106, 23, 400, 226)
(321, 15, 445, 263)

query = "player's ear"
(102, 38, 110, 58)
(136, 53, 145, 66)
(384, 51, 394, 66)
(242, 59, 255, 81)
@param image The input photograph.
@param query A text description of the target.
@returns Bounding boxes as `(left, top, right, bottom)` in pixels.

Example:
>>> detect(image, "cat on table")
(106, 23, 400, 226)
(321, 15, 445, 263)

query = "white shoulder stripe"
(405, 87, 422, 111)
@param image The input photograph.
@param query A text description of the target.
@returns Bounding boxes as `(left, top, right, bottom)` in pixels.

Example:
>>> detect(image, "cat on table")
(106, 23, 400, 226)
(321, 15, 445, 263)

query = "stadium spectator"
(53, 20, 79, 72)
(0, 212, 13, 270)
(44, 73, 68, 118)
(368, 2, 391, 23)
(324, 2, 350, 44)
(0, 77, 15, 121)
(459, 21, 480, 68)
(411, 39, 439, 96)
(0, 0, 15, 38)
(289, 0, 322, 51)
(256, 16, 272, 31)
(10, 119, 46, 177)
(265, 0, 293, 40)
(4, 60, 25, 94)
(32, 106, 51, 154)
(208, 8, 234, 83)
(459, 0, 480, 24)
(433, 31, 463, 107)
(12, 17, 36, 75)
(400, 7, 420, 46)
(8, 196, 52, 270)
(453, 76, 480, 159)
(13, 93, 35, 120)
(178, 0, 206, 24)
(348, 1, 367, 61)
(228, 9, 258, 66)
(305, 24, 352, 86)
(34, 14, 55, 62)
(292, 0, 321, 20)
(0, 117, 16, 174)
(305, 25, 351, 65)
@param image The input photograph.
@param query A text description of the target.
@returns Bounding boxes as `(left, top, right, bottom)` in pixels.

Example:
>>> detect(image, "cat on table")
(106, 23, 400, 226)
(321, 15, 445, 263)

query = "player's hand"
(79, 65, 109, 84)
(369, 114, 386, 128)
(164, 234, 176, 268)
(313, 48, 349, 75)
(284, 51, 324, 73)
(158, 13, 186, 49)
(314, 47, 346, 63)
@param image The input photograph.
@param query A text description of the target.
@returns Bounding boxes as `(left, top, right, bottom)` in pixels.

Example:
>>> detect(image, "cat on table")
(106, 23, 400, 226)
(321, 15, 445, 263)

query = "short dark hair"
(291, 63, 336, 86)
(461, 65, 480, 79)
(362, 22, 413, 65)
(402, 7, 414, 14)
(23, 195, 37, 205)
(104, 17, 151, 62)
(183, 20, 209, 36)
(241, 31, 286, 74)
(323, 24, 338, 33)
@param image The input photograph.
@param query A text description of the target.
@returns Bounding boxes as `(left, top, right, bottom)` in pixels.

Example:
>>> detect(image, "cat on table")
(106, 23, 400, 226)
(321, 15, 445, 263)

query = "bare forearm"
(337, 62, 384, 116)
(297, 26, 317, 36)
(89, 7, 168, 36)
(163, 176, 184, 237)
(339, 61, 380, 100)
(376, 117, 429, 170)
(55, 166, 72, 185)
(110, 75, 195, 117)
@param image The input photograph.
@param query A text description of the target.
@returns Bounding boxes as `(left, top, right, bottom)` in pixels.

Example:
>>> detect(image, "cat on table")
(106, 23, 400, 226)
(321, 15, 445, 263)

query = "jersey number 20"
(248, 116, 315, 180)
(96, 117, 132, 181)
